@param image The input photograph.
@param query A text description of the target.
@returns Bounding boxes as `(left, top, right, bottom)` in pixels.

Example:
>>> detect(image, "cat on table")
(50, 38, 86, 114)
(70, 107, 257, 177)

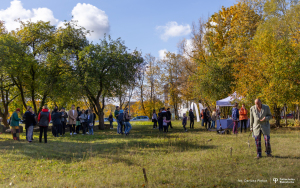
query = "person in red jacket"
(38, 106, 51, 143)
(239, 104, 248, 133)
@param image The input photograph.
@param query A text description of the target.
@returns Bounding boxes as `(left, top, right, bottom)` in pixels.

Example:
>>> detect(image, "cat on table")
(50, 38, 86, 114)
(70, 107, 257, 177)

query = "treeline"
(154, 0, 300, 125)
(0, 20, 143, 128)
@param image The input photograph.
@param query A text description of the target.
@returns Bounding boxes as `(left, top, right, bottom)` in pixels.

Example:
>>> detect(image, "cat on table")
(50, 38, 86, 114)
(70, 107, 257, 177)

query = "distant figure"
(166, 108, 173, 129)
(51, 108, 62, 137)
(158, 109, 163, 131)
(109, 112, 113, 129)
(24, 106, 36, 142)
(68, 105, 77, 136)
(189, 109, 195, 129)
(163, 117, 170, 133)
(201, 109, 206, 127)
(124, 108, 132, 136)
(161, 108, 168, 132)
(152, 110, 158, 129)
(76, 107, 82, 134)
(115, 106, 121, 133)
(206, 109, 211, 130)
(60, 108, 68, 136)
(239, 104, 248, 133)
(10, 108, 21, 141)
(250, 99, 272, 159)
(182, 113, 187, 132)
(211, 109, 217, 129)
(232, 103, 239, 134)
(87, 109, 94, 135)
(79, 109, 87, 135)
(38, 106, 51, 143)
(117, 109, 124, 134)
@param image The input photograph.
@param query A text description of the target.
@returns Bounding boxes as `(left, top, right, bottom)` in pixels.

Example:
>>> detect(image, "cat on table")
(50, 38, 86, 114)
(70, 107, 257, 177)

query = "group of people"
(151, 107, 173, 133)
(66, 105, 95, 137)
(9, 98, 272, 159)
(9, 105, 95, 143)
(114, 106, 132, 135)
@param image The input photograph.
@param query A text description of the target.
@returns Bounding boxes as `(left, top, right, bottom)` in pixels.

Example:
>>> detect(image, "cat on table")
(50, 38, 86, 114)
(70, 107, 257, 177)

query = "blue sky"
(0, 0, 236, 59)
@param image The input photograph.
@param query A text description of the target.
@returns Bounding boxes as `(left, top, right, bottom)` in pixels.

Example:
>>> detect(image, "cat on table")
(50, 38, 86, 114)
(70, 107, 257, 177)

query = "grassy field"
(0, 121, 299, 188)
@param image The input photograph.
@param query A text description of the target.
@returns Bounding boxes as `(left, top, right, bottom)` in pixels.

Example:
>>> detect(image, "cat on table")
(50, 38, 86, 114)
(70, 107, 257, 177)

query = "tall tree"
(234, 0, 300, 126)
(0, 34, 24, 126)
(76, 36, 143, 129)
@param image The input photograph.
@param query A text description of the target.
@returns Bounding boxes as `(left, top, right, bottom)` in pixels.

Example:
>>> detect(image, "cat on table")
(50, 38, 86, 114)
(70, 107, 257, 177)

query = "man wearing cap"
(10, 108, 21, 140)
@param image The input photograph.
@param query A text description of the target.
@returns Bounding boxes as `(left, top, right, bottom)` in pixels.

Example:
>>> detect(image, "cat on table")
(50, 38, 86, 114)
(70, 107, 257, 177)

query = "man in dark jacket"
(38, 106, 51, 143)
(166, 108, 173, 129)
(189, 109, 195, 129)
(24, 106, 36, 142)
(60, 108, 68, 136)
(51, 108, 62, 137)
(117, 109, 124, 134)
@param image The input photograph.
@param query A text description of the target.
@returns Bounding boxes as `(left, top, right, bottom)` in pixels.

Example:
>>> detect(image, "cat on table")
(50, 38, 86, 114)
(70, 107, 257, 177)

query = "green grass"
(0, 121, 299, 187)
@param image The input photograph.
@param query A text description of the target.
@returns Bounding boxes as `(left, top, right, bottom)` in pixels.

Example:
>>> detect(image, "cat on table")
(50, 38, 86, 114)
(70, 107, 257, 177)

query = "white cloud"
(0, 0, 58, 31)
(71, 3, 110, 40)
(156, 21, 191, 41)
(158, 49, 168, 60)
(0, 1, 109, 41)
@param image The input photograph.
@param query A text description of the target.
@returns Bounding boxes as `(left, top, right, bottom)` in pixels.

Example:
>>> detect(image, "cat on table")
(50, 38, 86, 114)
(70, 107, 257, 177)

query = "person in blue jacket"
(232, 103, 239, 134)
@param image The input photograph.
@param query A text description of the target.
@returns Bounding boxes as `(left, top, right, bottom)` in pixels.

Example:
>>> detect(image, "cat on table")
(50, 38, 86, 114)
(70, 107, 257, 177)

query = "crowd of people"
(9, 105, 95, 143)
(151, 107, 174, 133)
(8, 99, 272, 159)
(114, 106, 132, 135)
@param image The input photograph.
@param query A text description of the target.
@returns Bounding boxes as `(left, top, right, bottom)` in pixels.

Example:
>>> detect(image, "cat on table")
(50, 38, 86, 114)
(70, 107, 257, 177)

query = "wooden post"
(297, 104, 300, 121)
(143, 168, 148, 184)
(284, 104, 287, 126)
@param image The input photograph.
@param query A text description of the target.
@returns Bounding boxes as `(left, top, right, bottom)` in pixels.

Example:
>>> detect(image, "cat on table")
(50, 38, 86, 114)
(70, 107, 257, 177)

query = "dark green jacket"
(114, 110, 119, 119)
(10, 112, 21, 127)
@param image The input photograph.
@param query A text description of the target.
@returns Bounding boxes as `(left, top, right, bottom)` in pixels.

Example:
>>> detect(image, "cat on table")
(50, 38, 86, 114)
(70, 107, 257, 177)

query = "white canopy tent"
(216, 92, 241, 107)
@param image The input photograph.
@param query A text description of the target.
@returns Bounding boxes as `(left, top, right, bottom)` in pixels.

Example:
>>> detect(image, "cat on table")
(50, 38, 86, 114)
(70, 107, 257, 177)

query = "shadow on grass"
(0, 139, 216, 165)
(0, 124, 217, 165)
(271, 155, 300, 159)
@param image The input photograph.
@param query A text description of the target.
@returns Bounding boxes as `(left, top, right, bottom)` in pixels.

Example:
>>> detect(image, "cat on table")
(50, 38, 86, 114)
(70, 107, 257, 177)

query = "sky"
(0, 0, 236, 60)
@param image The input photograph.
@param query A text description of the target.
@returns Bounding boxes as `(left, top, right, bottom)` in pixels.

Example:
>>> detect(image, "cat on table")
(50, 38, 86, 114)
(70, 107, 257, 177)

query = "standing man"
(117, 109, 125, 134)
(68, 105, 77, 136)
(124, 108, 132, 136)
(166, 108, 173, 129)
(60, 108, 68, 136)
(24, 106, 36, 142)
(189, 109, 195, 129)
(114, 106, 121, 134)
(232, 103, 239, 134)
(250, 99, 273, 159)
(38, 106, 51, 143)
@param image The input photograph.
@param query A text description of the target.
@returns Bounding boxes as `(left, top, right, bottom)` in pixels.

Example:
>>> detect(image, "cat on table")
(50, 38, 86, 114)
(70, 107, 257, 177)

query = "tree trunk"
(0, 111, 8, 127)
(95, 97, 105, 130)
(273, 104, 281, 127)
